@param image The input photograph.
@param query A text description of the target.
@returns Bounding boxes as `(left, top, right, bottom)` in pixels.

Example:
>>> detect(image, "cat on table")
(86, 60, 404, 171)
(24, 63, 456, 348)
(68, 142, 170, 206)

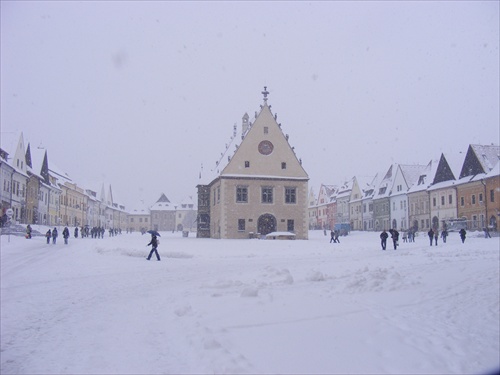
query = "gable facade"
(197, 90, 309, 239)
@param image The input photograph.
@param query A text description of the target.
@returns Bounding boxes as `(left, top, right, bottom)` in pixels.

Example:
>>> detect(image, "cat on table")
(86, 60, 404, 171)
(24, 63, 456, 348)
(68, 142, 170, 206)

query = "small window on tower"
(245, 161, 250, 168)
(281, 162, 287, 169)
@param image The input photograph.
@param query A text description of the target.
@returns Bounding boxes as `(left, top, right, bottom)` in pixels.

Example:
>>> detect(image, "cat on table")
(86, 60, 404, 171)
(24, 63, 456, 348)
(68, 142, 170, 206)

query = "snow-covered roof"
(408, 159, 439, 193)
(0, 131, 21, 160)
(470, 144, 500, 173)
(198, 123, 241, 186)
(49, 161, 72, 184)
(485, 160, 499, 179)
(400, 164, 427, 189)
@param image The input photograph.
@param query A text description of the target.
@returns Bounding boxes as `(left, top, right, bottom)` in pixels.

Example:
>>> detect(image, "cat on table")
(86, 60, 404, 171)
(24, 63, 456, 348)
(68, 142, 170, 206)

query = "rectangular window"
(217, 187, 220, 203)
(245, 161, 250, 168)
(441, 196, 445, 206)
(287, 219, 295, 232)
(449, 194, 452, 204)
(472, 195, 476, 204)
(281, 162, 287, 169)
(491, 189, 495, 203)
(262, 187, 273, 203)
(238, 219, 245, 231)
(285, 187, 296, 204)
(479, 193, 483, 203)
(433, 197, 436, 207)
(236, 186, 248, 203)
(460, 197, 465, 206)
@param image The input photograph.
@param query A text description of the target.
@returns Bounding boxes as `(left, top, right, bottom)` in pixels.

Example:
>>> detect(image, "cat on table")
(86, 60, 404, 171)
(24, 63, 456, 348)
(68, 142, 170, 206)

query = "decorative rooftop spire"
(261, 86, 269, 103)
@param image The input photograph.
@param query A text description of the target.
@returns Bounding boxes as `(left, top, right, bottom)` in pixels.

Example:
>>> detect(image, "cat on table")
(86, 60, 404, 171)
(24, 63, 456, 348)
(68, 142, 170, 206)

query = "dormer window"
(281, 162, 287, 169)
(245, 161, 250, 168)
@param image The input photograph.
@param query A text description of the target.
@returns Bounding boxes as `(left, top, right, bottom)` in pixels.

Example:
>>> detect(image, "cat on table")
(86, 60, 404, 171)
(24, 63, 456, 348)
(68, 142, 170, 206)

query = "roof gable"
(221, 103, 308, 179)
(433, 153, 456, 184)
(460, 144, 500, 178)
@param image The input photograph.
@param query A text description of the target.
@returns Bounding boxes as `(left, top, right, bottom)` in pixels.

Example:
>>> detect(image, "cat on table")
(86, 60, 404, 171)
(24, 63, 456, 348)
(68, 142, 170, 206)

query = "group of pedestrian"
(329, 230, 340, 243)
(46, 227, 58, 244)
(380, 227, 468, 250)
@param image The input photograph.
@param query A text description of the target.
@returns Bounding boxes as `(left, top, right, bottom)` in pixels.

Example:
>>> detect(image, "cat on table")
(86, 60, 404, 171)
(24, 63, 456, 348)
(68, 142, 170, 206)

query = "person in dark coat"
(434, 229, 439, 246)
(46, 229, 52, 244)
(147, 235, 161, 261)
(380, 230, 388, 250)
(26, 224, 32, 239)
(52, 227, 58, 244)
(459, 228, 467, 243)
(74, 227, 79, 238)
(427, 229, 434, 246)
(333, 230, 340, 243)
(330, 230, 335, 243)
(389, 229, 399, 250)
(62, 227, 70, 245)
(441, 229, 448, 243)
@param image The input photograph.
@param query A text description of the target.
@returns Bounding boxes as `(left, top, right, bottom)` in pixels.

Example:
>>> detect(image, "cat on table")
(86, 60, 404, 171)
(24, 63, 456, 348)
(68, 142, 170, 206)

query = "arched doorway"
(258, 214, 276, 235)
(413, 220, 419, 231)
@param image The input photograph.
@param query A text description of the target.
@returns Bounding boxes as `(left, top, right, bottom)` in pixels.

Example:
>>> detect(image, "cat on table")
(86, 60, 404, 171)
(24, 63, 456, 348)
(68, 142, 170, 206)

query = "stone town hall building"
(197, 88, 309, 239)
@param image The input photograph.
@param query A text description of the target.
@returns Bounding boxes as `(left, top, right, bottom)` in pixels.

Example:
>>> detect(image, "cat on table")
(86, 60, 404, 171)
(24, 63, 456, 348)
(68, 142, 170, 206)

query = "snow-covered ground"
(1, 229, 499, 374)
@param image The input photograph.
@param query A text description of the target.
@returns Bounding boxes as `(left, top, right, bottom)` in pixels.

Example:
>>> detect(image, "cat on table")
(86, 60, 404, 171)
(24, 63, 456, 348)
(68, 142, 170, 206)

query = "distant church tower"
(197, 87, 309, 239)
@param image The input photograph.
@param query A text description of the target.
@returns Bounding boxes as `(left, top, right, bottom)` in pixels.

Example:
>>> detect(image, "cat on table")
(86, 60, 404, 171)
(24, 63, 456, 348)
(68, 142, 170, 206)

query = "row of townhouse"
(1, 132, 198, 233)
(1, 132, 127, 229)
(309, 144, 500, 232)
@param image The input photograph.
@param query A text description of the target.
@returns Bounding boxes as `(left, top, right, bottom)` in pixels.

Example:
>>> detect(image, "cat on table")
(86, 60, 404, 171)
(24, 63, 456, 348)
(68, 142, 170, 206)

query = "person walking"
(46, 229, 52, 244)
(62, 227, 70, 245)
(74, 227, 79, 238)
(459, 228, 467, 243)
(380, 230, 388, 250)
(441, 229, 448, 243)
(390, 229, 399, 250)
(26, 224, 32, 239)
(146, 234, 161, 261)
(330, 230, 335, 243)
(333, 230, 340, 243)
(428, 228, 434, 246)
(52, 227, 58, 244)
(484, 227, 491, 238)
(402, 231, 408, 243)
(434, 229, 439, 246)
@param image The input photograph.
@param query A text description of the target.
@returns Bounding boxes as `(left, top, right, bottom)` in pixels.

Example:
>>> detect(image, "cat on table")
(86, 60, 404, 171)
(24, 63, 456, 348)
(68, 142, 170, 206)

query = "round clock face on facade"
(258, 140, 274, 155)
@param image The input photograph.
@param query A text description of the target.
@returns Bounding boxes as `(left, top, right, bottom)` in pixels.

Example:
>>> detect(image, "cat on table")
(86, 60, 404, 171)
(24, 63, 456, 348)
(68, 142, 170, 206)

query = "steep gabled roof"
(399, 164, 427, 190)
(459, 144, 500, 178)
(373, 164, 396, 199)
(156, 193, 170, 203)
(408, 159, 439, 193)
(198, 92, 308, 186)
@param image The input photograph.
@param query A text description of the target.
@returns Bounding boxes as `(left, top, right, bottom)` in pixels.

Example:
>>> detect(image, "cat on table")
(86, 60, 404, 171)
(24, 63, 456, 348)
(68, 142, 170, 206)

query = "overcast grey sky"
(1, 1, 498, 208)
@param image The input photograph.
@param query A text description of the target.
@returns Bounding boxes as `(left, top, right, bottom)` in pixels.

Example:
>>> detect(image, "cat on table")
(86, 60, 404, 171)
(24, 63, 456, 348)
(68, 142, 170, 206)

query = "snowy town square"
(1, 228, 499, 374)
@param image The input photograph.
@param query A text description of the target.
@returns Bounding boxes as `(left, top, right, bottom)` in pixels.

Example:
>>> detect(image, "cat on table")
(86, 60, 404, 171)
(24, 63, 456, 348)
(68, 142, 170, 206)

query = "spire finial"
(261, 86, 269, 102)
